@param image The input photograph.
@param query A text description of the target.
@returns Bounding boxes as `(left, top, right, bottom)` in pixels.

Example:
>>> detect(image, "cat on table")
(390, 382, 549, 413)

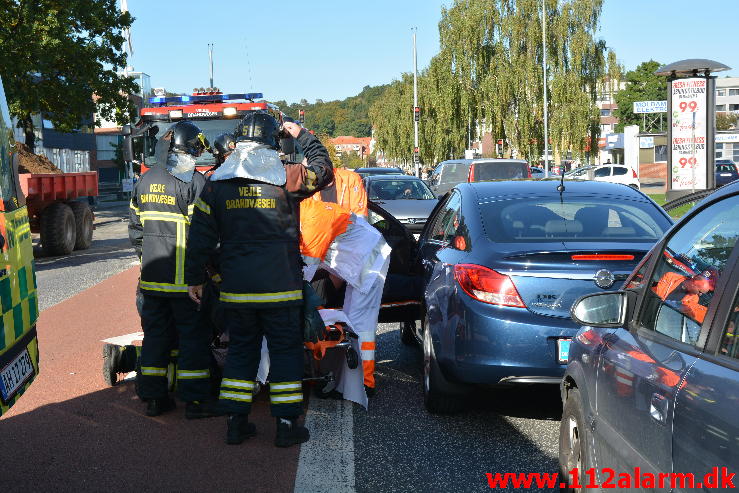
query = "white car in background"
(591, 164, 640, 189)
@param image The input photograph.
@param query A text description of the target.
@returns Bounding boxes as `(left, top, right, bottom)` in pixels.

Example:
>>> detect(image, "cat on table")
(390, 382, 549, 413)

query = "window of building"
(717, 105, 726, 112)
(655, 145, 667, 162)
(730, 89, 739, 96)
(730, 104, 739, 112)
(717, 89, 726, 97)
(734, 148, 739, 163)
(600, 109, 611, 117)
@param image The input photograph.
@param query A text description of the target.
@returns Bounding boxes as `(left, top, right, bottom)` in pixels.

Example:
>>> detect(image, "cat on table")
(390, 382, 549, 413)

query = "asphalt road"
(33, 201, 138, 311)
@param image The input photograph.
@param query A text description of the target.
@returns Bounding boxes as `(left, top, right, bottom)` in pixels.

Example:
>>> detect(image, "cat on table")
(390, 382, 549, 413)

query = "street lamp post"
(542, 0, 549, 178)
(413, 28, 420, 177)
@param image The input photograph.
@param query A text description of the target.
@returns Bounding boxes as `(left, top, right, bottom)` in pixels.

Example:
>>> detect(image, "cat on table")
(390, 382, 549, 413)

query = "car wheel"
(559, 387, 591, 492)
(400, 321, 417, 346)
(422, 318, 463, 414)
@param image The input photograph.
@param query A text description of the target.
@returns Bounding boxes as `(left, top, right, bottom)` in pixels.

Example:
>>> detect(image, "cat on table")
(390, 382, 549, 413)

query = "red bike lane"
(0, 267, 301, 493)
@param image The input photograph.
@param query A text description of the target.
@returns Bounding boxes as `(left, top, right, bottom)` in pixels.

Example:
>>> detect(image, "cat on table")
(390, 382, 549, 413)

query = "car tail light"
(572, 254, 635, 261)
(468, 165, 475, 182)
(454, 264, 526, 308)
(632, 169, 638, 178)
(527, 166, 532, 178)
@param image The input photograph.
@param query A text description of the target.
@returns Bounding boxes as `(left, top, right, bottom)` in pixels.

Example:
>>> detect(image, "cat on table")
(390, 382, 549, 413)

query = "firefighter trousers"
(218, 306, 304, 417)
(137, 294, 212, 402)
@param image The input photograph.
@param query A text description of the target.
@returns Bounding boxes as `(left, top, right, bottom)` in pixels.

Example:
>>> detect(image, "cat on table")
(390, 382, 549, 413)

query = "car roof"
(455, 179, 650, 201)
(470, 158, 528, 164)
(695, 180, 739, 207)
(355, 167, 402, 172)
(364, 174, 421, 181)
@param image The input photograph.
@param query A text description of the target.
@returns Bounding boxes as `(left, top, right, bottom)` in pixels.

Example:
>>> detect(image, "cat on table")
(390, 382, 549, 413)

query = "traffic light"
(414, 106, 420, 122)
(299, 109, 305, 124)
(413, 146, 420, 164)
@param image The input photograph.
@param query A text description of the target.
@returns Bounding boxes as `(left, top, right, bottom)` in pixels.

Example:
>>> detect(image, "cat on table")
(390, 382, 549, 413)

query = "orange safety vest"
(299, 199, 351, 261)
(652, 271, 687, 300)
(311, 168, 368, 217)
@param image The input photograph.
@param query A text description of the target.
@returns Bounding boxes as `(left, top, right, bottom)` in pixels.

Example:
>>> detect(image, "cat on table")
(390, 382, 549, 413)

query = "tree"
(370, 0, 608, 164)
(716, 113, 738, 131)
(0, 0, 138, 149)
(613, 60, 668, 133)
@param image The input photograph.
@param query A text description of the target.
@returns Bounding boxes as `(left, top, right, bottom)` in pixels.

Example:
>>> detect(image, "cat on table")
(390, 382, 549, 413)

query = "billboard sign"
(633, 100, 668, 114)
(670, 78, 708, 190)
(639, 136, 655, 148)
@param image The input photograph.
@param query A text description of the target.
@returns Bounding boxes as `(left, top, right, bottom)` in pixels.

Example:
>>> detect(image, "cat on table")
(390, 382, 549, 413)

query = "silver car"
(363, 175, 438, 234)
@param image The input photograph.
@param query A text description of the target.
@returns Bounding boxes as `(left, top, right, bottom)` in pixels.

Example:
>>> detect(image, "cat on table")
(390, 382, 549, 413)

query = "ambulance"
(0, 75, 41, 416)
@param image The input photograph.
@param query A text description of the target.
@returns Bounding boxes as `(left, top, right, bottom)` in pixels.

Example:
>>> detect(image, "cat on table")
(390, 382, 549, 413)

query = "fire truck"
(122, 90, 300, 172)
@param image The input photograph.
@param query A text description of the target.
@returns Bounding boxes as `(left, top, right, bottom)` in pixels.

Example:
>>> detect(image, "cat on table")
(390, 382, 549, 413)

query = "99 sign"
(679, 157, 698, 168)
(678, 101, 698, 112)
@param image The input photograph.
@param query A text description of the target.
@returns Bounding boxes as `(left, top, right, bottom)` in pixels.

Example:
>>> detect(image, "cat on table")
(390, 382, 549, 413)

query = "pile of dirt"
(16, 142, 62, 174)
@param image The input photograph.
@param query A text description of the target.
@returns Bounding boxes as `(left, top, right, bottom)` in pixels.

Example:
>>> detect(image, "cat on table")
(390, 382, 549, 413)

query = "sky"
(126, 0, 739, 104)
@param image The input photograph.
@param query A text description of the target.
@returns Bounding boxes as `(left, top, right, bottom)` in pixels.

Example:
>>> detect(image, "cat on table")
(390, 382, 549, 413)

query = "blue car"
(404, 180, 673, 413)
(561, 181, 739, 491)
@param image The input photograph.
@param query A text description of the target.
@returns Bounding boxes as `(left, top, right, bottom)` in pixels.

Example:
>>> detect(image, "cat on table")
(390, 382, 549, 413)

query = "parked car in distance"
(364, 175, 438, 234)
(565, 165, 595, 180)
(467, 159, 530, 182)
(560, 181, 739, 491)
(408, 180, 672, 414)
(530, 166, 546, 179)
(591, 164, 640, 189)
(429, 160, 472, 196)
(354, 166, 404, 178)
(715, 159, 739, 187)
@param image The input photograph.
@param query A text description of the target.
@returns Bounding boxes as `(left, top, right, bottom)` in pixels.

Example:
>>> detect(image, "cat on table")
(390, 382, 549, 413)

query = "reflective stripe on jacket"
(129, 166, 205, 297)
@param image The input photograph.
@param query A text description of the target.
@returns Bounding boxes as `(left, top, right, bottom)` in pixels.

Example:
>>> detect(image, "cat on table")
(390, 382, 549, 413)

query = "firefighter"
(185, 112, 333, 446)
(211, 133, 236, 169)
(129, 120, 219, 418)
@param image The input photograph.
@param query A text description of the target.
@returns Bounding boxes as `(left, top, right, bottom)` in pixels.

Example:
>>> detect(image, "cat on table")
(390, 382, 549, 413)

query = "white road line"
(294, 398, 356, 493)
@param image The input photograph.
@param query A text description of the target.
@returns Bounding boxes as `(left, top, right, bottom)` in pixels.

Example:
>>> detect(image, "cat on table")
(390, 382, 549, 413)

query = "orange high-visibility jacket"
(300, 199, 351, 262)
(311, 168, 368, 217)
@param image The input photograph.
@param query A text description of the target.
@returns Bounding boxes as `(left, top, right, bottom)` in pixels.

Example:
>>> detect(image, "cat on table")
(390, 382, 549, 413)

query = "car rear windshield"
(440, 162, 471, 184)
(717, 163, 737, 173)
(368, 179, 435, 200)
(471, 161, 529, 181)
(480, 196, 671, 243)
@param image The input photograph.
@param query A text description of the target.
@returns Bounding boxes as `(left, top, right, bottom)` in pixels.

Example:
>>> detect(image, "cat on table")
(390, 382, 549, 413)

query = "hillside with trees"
(273, 84, 388, 138)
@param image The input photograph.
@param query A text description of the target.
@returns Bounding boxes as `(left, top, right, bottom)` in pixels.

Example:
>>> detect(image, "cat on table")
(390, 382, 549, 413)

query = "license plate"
(720, 173, 732, 177)
(0, 348, 35, 403)
(557, 339, 572, 364)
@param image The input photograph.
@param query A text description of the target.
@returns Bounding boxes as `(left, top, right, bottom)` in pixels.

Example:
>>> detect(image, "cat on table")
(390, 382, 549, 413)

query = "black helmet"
(170, 120, 209, 156)
(235, 111, 280, 149)
(213, 133, 236, 157)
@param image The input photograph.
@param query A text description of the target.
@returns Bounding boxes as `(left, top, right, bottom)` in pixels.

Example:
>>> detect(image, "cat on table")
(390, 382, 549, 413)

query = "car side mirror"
(571, 291, 631, 328)
(121, 124, 132, 136)
(122, 135, 134, 162)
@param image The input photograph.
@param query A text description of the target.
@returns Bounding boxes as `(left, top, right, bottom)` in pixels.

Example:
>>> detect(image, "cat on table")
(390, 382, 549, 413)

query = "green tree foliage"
(716, 112, 738, 131)
(273, 84, 388, 138)
(370, 0, 607, 164)
(339, 151, 365, 169)
(613, 60, 668, 133)
(0, 0, 137, 148)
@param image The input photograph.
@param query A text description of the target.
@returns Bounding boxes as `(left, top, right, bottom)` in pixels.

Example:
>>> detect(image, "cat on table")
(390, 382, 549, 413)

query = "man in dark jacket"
(185, 112, 333, 446)
(129, 120, 218, 418)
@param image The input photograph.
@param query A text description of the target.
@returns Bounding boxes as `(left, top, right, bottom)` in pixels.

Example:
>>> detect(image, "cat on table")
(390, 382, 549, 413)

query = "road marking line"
(294, 398, 356, 493)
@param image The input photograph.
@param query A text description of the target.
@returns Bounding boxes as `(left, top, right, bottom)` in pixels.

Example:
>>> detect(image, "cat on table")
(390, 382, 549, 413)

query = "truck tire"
(68, 201, 93, 250)
(40, 202, 76, 256)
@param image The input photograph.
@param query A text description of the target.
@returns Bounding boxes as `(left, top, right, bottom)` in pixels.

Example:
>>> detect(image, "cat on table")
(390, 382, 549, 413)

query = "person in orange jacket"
(300, 170, 387, 395)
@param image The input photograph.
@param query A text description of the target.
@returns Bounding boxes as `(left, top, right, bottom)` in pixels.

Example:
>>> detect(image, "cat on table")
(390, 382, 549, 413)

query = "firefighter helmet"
(213, 133, 236, 158)
(170, 120, 209, 156)
(235, 111, 281, 149)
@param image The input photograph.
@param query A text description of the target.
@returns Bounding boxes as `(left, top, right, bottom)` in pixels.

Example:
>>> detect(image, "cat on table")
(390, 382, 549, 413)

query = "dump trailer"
(19, 172, 98, 256)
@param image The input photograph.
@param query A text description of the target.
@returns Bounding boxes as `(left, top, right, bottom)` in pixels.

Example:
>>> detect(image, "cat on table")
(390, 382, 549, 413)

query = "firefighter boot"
(226, 414, 257, 445)
(186, 400, 225, 419)
(275, 417, 310, 448)
(146, 397, 176, 417)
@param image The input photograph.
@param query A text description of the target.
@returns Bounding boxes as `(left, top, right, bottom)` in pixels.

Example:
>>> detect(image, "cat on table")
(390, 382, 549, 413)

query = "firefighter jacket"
(185, 129, 333, 308)
(129, 166, 206, 297)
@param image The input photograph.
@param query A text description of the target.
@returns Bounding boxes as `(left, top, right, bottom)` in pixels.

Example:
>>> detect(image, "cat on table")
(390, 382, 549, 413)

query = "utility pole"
(542, 0, 549, 178)
(413, 28, 420, 177)
(208, 43, 214, 89)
